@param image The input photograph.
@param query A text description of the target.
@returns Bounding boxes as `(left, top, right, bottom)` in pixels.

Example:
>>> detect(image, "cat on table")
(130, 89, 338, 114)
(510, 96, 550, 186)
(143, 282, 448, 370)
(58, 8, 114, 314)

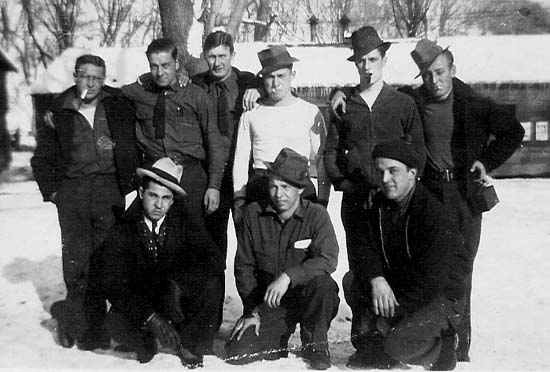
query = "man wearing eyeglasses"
(32, 54, 139, 352)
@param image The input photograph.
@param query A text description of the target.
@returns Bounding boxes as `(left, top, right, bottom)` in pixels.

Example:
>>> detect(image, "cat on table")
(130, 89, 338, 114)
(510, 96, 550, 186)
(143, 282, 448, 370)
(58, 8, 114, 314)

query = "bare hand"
(203, 188, 220, 214)
(230, 314, 260, 341)
(371, 276, 399, 318)
(264, 273, 290, 308)
(470, 160, 488, 184)
(330, 90, 346, 118)
(242, 88, 261, 111)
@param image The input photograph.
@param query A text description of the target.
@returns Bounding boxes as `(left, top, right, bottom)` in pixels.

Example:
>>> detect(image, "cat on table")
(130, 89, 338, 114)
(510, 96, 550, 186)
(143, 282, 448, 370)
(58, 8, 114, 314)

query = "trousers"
(51, 175, 122, 341)
(343, 271, 463, 367)
(225, 274, 340, 364)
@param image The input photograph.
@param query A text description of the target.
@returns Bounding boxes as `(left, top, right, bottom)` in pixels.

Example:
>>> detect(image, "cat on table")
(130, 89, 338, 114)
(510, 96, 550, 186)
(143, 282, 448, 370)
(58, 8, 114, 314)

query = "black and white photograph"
(0, 0, 549, 370)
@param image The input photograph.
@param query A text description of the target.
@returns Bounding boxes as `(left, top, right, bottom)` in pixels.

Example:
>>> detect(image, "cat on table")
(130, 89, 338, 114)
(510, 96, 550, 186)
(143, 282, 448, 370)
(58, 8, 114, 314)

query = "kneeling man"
(94, 158, 224, 367)
(343, 138, 469, 371)
(226, 148, 340, 370)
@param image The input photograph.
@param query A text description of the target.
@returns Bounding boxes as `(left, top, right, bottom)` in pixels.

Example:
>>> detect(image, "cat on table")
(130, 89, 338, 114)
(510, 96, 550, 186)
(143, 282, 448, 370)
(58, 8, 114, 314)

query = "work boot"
(303, 347, 331, 370)
(431, 331, 458, 371)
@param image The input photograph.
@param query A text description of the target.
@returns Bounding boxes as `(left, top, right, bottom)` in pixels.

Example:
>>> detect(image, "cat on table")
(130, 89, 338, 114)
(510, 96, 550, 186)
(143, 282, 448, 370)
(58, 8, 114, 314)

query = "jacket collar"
(51, 85, 114, 112)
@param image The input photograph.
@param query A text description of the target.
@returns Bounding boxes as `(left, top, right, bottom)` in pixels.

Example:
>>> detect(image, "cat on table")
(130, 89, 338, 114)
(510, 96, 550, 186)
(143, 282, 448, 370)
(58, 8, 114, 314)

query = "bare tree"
(437, 0, 459, 35)
(390, 0, 432, 37)
(91, 0, 134, 47)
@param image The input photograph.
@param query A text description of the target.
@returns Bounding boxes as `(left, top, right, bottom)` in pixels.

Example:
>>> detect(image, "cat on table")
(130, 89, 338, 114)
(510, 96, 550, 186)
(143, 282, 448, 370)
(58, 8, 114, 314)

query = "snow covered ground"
(1, 152, 550, 371)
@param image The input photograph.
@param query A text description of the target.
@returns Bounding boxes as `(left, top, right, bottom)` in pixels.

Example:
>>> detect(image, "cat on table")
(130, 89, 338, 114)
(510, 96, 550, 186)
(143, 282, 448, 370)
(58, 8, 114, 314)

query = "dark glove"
(163, 279, 185, 323)
(147, 312, 181, 350)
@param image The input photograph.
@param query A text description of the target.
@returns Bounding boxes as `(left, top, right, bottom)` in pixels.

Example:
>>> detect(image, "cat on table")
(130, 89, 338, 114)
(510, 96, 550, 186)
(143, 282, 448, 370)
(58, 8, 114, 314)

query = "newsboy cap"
(264, 148, 309, 188)
(347, 26, 391, 62)
(411, 38, 450, 78)
(257, 45, 299, 76)
(136, 157, 186, 196)
(372, 137, 423, 170)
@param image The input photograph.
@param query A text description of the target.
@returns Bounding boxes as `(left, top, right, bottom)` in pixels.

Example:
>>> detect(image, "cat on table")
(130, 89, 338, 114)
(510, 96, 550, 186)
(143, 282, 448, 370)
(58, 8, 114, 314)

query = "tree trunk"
(254, 0, 272, 41)
(157, 0, 202, 75)
(226, 0, 249, 39)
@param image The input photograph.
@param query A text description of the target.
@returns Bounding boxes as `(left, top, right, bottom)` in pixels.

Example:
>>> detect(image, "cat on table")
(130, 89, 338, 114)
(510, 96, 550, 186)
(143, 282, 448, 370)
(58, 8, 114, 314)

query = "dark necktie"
(217, 81, 230, 137)
(153, 91, 166, 139)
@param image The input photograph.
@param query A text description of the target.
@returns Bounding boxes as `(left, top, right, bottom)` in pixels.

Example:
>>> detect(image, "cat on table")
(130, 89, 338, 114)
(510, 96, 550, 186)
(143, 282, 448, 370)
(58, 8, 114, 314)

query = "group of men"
(31, 24, 524, 371)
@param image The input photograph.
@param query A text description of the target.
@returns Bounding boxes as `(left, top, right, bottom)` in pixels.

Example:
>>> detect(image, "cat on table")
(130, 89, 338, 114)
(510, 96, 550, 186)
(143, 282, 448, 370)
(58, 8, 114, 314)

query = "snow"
(1, 152, 550, 371)
(30, 34, 550, 95)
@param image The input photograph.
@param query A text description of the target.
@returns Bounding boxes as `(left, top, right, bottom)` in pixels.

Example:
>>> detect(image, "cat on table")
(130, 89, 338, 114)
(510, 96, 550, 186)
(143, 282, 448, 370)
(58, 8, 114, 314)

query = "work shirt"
(121, 79, 225, 189)
(235, 199, 339, 316)
(423, 94, 456, 169)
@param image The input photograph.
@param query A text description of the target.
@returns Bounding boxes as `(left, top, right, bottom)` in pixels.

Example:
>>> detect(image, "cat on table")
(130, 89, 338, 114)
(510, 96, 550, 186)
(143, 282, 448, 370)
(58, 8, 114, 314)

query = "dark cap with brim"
(258, 45, 299, 76)
(347, 26, 391, 62)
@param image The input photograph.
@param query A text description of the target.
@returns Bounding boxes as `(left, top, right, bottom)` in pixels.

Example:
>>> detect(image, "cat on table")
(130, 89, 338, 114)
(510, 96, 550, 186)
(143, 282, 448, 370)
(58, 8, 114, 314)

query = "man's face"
(269, 177, 303, 214)
(204, 45, 234, 81)
(375, 157, 417, 203)
(422, 53, 455, 100)
(263, 67, 295, 103)
(355, 48, 386, 88)
(139, 181, 174, 222)
(74, 63, 105, 102)
(148, 51, 179, 88)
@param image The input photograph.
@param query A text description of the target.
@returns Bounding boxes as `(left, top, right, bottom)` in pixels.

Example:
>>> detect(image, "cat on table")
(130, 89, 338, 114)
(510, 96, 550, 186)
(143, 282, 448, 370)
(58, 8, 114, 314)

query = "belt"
(424, 167, 456, 182)
(145, 154, 199, 165)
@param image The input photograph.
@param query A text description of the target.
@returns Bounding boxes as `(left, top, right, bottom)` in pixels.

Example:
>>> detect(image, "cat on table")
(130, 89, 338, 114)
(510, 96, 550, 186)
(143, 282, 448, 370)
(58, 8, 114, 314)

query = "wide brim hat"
(411, 38, 450, 78)
(264, 148, 310, 188)
(257, 45, 299, 77)
(347, 26, 392, 62)
(136, 157, 187, 197)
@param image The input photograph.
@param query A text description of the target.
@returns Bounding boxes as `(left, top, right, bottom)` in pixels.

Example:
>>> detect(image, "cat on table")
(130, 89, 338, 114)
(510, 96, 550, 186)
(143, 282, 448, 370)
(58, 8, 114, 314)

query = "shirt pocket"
(172, 105, 202, 144)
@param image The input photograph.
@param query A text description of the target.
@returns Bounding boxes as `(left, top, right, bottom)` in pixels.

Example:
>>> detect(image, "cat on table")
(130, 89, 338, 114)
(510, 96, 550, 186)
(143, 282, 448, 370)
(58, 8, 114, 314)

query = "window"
(521, 122, 532, 141)
(535, 121, 549, 141)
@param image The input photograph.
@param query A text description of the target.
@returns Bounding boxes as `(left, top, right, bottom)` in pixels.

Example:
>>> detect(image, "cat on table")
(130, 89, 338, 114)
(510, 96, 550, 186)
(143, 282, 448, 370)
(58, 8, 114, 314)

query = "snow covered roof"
(30, 34, 550, 94)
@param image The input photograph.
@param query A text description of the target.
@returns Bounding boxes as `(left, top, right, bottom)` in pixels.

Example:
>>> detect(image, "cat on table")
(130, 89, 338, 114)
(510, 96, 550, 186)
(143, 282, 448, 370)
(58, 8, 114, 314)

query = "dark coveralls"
(226, 200, 340, 363)
(31, 86, 139, 344)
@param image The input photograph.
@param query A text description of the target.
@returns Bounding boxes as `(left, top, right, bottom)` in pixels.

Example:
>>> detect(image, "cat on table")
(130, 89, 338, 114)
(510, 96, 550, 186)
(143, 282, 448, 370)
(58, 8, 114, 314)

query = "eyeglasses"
(76, 75, 105, 84)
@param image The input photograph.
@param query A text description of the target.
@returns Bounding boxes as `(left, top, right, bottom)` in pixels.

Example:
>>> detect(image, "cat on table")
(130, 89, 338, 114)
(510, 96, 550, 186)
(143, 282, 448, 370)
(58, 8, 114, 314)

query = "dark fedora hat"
(347, 26, 391, 62)
(257, 45, 299, 76)
(136, 157, 186, 196)
(410, 38, 450, 78)
(264, 148, 310, 188)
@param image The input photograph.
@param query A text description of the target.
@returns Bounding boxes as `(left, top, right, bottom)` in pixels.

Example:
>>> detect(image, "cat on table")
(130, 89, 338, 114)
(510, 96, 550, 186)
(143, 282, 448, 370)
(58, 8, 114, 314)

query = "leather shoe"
(77, 333, 111, 351)
(346, 349, 399, 370)
(177, 345, 203, 369)
(57, 324, 75, 348)
(303, 348, 331, 370)
(431, 331, 458, 371)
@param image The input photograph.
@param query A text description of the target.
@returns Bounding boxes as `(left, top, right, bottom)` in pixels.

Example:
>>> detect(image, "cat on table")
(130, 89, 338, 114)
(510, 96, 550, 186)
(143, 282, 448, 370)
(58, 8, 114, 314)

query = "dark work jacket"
(93, 199, 225, 327)
(399, 78, 524, 210)
(31, 85, 139, 201)
(191, 67, 259, 167)
(324, 83, 426, 196)
(357, 183, 470, 314)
